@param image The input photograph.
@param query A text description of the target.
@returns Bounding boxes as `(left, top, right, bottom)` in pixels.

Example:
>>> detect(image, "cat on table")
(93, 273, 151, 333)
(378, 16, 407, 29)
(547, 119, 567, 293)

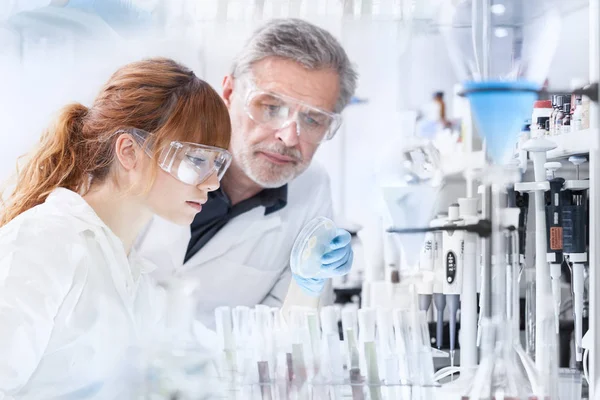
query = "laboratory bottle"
(531, 100, 552, 138)
(560, 103, 571, 135)
(548, 95, 560, 135)
(549, 96, 563, 135)
(572, 97, 583, 132)
(553, 97, 565, 136)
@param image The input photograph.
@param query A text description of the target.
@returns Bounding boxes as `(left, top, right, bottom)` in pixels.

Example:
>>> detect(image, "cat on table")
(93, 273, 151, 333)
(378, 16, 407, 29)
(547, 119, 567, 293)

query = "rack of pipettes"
(213, 304, 439, 399)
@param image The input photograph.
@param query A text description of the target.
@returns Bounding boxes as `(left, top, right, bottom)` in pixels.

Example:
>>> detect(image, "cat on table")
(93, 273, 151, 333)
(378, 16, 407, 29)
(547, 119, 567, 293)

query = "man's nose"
(275, 119, 300, 147)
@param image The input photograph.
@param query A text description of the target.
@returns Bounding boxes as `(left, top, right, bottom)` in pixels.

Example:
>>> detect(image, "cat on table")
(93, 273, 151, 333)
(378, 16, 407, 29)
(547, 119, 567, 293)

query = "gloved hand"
(293, 228, 354, 297)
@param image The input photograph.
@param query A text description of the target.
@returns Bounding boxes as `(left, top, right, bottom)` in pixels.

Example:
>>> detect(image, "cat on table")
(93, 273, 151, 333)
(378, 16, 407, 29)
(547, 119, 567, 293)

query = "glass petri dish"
(290, 217, 337, 278)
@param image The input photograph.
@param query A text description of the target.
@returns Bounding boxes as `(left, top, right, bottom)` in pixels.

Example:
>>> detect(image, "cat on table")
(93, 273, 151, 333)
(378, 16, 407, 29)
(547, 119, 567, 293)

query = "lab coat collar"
(46, 188, 114, 232)
(183, 208, 282, 268)
(45, 188, 157, 278)
(44, 189, 155, 320)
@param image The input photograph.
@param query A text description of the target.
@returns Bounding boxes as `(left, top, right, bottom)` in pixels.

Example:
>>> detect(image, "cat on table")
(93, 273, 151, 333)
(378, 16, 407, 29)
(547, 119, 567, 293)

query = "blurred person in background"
(136, 18, 359, 328)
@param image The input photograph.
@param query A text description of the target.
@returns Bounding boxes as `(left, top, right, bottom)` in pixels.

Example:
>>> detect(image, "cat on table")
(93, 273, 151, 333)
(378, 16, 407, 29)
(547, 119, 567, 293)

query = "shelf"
(544, 128, 597, 160)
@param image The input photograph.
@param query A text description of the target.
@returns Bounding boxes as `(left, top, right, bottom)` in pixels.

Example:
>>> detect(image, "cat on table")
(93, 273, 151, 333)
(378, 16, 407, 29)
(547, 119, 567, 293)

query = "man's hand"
(292, 229, 354, 297)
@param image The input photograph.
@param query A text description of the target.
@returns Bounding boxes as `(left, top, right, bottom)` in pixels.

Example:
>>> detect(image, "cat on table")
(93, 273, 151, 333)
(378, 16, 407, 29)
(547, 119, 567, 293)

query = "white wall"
(545, 6, 589, 89)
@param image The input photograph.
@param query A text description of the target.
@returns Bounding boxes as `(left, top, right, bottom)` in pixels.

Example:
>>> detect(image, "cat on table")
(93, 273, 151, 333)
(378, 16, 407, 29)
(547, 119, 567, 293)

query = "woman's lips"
(186, 201, 203, 212)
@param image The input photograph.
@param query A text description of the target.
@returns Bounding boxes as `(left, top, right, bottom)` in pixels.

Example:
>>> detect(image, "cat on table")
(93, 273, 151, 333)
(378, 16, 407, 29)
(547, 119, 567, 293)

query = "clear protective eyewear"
(121, 128, 232, 186)
(243, 82, 342, 144)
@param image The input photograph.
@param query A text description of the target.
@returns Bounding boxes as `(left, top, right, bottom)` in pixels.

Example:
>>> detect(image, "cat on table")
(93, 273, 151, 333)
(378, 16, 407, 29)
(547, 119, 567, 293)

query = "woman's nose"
(198, 171, 220, 192)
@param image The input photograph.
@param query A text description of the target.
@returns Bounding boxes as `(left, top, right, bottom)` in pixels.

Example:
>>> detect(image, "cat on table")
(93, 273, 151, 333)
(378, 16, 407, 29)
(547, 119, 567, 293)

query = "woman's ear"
(114, 134, 139, 171)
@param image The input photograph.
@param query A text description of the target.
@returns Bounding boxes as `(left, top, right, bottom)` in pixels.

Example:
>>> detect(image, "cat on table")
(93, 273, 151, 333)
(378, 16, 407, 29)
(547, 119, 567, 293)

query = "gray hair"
(231, 18, 358, 113)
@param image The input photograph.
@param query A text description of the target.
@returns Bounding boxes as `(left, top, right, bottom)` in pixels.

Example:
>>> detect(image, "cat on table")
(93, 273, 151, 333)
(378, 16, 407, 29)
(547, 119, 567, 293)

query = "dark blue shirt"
(185, 186, 288, 263)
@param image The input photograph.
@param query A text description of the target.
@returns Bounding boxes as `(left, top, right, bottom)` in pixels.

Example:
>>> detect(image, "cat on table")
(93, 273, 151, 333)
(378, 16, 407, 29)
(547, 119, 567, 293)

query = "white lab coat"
(135, 162, 335, 329)
(0, 188, 166, 399)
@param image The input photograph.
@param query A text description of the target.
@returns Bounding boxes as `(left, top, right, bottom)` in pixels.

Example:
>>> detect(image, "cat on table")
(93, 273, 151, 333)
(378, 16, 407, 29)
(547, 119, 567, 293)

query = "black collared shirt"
(184, 186, 288, 263)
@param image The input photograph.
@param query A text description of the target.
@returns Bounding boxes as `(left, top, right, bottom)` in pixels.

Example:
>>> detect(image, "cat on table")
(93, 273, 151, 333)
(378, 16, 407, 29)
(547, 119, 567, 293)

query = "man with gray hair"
(136, 18, 359, 327)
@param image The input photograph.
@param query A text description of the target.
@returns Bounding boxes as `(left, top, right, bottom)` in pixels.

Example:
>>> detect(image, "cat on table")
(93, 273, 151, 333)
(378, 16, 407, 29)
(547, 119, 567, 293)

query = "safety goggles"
(122, 128, 232, 186)
(243, 81, 342, 144)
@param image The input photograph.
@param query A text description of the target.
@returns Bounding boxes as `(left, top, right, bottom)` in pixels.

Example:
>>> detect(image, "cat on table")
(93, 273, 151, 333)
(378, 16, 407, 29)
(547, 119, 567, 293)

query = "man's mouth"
(258, 151, 298, 165)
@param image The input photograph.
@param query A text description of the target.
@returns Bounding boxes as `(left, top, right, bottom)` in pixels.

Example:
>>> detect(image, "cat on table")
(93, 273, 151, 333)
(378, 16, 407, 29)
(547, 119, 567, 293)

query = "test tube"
(291, 343, 307, 384)
(375, 308, 394, 372)
(346, 328, 360, 370)
(215, 306, 235, 376)
(286, 353, 294, 382)
(393, 309, 415, 385)
(327, 333, 344, 383)
(392, 309, 414, 400)
(326, 333, 344, 398)
(255, 305, 275, 377)
(320, 306, 338, 382)
(257, 361, 273, 400)
(383, 356, 399, 399)
(358, 308, 376, 373)
(233, 306, 252, 379)
(272, 309, 292, 382)
(320, 306, 339, 337)
(307, 311, 321, 376)
(415, 310, 436, 386)
(364, 341, 382, 400)
(342, 307, 358, 368)
(349, 367, 365, 400)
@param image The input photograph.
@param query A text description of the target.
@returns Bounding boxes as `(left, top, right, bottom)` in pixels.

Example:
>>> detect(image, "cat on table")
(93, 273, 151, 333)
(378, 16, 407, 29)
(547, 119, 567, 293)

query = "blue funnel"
(464, 80, 539, 165)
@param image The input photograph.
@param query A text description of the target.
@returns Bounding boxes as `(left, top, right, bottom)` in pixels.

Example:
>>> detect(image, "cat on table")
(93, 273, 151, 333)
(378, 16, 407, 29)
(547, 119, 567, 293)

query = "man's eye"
(301, 113, 326, 127)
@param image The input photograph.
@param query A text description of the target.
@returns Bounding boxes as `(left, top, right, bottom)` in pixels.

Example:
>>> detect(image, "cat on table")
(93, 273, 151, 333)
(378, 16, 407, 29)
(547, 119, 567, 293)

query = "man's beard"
(236, 143, 308, 188)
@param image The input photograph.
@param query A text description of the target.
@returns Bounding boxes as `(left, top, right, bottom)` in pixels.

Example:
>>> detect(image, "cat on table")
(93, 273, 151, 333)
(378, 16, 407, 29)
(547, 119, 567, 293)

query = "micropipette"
(431, 213, 448, 351)
(442, 204, 464, 370)
(433, 293, 446, 351)
(544, 161, 565, 334)
(562, 155, 589, 368)
(458, 197, 480, 372)
(418, 230, 435, 312)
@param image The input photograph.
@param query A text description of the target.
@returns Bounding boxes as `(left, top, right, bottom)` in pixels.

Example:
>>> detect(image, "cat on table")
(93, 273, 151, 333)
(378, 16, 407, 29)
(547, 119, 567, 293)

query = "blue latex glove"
(293, 228, 354, 297)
